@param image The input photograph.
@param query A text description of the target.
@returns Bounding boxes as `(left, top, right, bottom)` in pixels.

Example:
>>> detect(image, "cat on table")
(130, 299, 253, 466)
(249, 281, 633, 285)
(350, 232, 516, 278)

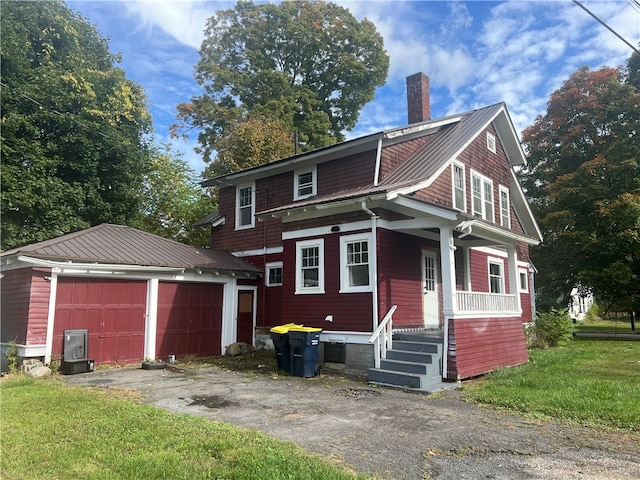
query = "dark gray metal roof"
(193, 210, 224, 227)
(1, 224, 261, 273)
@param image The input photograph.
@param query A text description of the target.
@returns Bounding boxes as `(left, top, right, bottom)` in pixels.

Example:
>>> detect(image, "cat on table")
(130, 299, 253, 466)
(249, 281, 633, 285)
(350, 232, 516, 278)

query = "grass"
(0, 376, 369, 480)
(574, 317, 638, 335)
(464, 339, 640, 430)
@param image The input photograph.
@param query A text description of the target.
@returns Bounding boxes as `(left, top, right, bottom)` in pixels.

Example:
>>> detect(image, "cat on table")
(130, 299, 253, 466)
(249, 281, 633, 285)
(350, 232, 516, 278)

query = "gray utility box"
(62, 329, 93, 374)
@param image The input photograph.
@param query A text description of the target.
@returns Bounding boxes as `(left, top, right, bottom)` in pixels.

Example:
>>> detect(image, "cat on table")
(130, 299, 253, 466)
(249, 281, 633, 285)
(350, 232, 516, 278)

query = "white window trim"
(265, 261, 283, 287)
(452, 161, 466, 212)
(488, 257, 505, 294)
(499, 185, 511, 229)
(339, 233, 373, 293)
(518, 267, 529, 293)
(487, 132, 497, 154)
(235, 183, 255, 230)
(471, 169, 494, 222)
(295, 238, 324, 294)
(294, 166, 317, 201)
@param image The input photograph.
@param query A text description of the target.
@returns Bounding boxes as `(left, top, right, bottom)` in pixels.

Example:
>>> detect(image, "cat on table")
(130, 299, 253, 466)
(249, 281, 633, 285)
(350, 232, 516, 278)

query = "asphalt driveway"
(64, 364, 639, 480)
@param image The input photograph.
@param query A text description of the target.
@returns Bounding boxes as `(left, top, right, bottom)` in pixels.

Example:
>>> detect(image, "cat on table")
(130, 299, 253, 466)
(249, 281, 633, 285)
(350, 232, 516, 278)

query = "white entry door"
(422, 251, 439, 328)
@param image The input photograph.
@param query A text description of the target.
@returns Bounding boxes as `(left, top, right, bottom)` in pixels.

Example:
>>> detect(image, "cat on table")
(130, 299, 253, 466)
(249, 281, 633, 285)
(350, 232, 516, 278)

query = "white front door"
(422, 251, 439, 328)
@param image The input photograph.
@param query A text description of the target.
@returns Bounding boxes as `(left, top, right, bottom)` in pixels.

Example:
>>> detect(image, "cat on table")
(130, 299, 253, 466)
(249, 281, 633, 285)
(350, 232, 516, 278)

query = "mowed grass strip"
(464, 340, 640, 431)
(1, 377, 369, 480)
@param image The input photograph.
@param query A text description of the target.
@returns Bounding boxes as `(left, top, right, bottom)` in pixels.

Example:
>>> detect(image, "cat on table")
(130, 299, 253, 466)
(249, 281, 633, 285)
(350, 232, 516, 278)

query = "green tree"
(520, 60, 640, 312)
(1, 0, 152, 250)
(140, 145, 214, 247)
(173, 0, 389, 170)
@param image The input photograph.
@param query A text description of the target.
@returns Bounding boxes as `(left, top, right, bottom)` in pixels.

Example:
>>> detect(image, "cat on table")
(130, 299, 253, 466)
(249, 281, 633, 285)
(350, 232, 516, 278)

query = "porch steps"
(368, 332, 458, 394)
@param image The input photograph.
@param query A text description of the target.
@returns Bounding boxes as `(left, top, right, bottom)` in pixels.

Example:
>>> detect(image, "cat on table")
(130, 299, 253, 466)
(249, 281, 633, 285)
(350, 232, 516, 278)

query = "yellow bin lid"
(270, 323, 304, 334)
(288, 326, 322, 333)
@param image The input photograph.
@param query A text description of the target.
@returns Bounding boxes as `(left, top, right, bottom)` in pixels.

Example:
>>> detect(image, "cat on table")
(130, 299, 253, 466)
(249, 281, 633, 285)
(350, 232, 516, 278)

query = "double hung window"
(295, 239, 324, 294)
(488, 258, 504, 294)
(294, 166, 316, 200)
(236, 184, 255, 229)
(452, 162, 466, 211)
(340, 234, 372, 292)
(471, 171, 494, 222)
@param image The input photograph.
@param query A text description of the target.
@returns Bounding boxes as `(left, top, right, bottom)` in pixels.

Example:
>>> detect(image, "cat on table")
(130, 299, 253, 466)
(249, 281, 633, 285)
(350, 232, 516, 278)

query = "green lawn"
(464, 339, 640, 430)
(574, 317, 638, 335)
(0, 377, 369, 480)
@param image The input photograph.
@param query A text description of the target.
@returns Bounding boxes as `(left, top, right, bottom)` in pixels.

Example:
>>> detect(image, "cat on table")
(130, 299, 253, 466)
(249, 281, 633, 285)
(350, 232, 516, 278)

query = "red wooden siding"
(469, 249, 511, 293)
(317, 150, 377, 192)
(377, 230, 429, 328)
(241, 253, 282, 329)
(0, 267, 51, 345)
(53, 278, 146, 364)
(448, 316, 528, 379)
(156, 282, 223, 359)
(279, 234, 373, 331)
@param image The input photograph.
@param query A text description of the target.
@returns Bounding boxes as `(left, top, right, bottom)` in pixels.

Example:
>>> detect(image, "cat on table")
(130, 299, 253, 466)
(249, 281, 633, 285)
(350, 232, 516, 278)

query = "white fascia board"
(455, 221, 539, 246)
(388, 195, 459, 221)
(384, 116, 462, 139)
(509, 169, 543, 242)
(233, 246, 283, 257)
(17, 256, 185, 273)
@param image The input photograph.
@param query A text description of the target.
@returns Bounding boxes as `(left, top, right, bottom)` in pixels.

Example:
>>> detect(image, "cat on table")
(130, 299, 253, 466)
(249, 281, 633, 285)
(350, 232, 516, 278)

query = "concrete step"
(392, 340, 440, 354)
(380, 358, 431, 375)
(367, 368, 423, 389)
(386, 349, 434, 364)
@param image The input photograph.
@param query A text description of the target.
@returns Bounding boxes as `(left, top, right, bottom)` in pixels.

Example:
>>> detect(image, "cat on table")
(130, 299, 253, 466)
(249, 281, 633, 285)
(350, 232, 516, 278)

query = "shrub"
(531, 308, 576, 349)
(584, 301, 601, 323)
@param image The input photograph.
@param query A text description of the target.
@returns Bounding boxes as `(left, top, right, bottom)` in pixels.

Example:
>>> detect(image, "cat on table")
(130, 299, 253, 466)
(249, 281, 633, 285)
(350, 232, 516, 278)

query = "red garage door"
(53, 278, 147, 364)
(156, 282, 223, 359)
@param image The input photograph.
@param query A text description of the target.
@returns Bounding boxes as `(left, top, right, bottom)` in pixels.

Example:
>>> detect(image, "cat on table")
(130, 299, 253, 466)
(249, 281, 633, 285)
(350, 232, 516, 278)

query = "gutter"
(361, 202, 379, 333)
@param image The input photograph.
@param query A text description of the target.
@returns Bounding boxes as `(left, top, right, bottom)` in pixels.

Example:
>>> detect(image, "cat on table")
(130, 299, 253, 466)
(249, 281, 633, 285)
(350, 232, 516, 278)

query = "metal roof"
(1, 224, 261, 273)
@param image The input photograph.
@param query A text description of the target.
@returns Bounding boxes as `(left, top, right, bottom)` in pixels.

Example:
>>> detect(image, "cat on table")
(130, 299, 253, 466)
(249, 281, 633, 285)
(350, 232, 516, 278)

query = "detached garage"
(1, 224, 261, 368)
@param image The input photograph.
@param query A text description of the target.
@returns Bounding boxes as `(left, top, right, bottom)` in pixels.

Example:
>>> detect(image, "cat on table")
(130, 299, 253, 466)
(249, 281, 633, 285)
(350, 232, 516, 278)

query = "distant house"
(0, 224, 260, 368)
(569, 286, 594, 321)
(197, 73, 542, 389)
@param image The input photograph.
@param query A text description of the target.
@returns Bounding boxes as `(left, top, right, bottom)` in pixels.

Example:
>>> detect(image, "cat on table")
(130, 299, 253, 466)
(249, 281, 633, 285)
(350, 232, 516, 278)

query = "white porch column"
(507, 245, 522, 314)
(440, 226, 457, 315)
(144, 278, 159, 360)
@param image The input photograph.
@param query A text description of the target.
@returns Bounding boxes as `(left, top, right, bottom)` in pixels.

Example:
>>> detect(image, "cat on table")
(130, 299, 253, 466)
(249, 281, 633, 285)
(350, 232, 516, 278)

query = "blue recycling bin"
(270, 324, 303, 373)
(288, 327, 322, 377)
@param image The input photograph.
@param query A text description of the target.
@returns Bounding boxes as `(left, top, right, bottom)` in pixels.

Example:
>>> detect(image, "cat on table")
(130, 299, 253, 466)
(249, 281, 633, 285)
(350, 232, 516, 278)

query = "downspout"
(361, 201, 379, 332)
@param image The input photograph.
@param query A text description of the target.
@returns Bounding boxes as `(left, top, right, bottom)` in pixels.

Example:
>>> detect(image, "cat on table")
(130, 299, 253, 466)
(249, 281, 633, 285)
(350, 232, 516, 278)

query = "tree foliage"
(1, 0, 152, 250)
(520, 55, 640, 312)
(140, 145, 214, 248)
(173, 0, 389, 171)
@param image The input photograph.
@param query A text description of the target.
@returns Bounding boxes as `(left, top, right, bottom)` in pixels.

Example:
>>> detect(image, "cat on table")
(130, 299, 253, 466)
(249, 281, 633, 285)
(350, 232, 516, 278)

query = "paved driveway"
(64, 364, 639, 480)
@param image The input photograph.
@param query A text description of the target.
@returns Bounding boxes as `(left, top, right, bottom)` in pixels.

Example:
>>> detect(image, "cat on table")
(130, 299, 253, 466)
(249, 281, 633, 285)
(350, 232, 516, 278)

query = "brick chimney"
(406, 72, 430, 124)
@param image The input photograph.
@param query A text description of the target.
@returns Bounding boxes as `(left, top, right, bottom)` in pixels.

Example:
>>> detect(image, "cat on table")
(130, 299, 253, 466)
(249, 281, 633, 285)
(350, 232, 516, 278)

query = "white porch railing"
(368, 305, 397, 369)
(456, 291, 517, 313)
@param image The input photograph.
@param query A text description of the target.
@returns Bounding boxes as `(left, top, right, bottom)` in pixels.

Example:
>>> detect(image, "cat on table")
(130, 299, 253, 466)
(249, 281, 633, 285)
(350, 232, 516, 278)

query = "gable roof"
(1, 224, 260, 274)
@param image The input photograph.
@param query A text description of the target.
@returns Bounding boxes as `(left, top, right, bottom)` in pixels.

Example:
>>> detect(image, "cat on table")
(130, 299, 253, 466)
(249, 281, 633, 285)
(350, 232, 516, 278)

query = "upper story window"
(499, 185, 511, 228)
(488, 258, 504, 294)
(471, 170, 494, 222)
(295, 239, 324, 294)
(266, 262, 283, 287)
(294, 166, 317, 201)
(487, 132, 497, 154)
(452, 162, 466, 212)
(340, 234, 372, 293)
(236, 184, 255, 230)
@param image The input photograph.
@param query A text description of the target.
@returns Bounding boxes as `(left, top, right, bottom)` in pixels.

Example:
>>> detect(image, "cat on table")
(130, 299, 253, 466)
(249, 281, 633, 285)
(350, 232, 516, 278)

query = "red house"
(199, 73, 542, 390)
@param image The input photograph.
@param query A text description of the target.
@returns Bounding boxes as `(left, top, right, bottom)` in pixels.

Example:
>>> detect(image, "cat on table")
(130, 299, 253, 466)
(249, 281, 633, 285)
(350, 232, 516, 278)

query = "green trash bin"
(288, 326, 322, 377)
(269, 323, 303, 373)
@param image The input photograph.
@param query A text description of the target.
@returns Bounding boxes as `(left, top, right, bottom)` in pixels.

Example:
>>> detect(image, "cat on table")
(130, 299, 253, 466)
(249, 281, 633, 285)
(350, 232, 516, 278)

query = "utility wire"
(0, 80, 111, 139)
(572, 0, 640, 54)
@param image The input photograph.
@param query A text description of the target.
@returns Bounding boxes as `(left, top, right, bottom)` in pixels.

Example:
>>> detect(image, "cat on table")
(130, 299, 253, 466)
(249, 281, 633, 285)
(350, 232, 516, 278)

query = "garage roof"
(1, 224, 261, 274)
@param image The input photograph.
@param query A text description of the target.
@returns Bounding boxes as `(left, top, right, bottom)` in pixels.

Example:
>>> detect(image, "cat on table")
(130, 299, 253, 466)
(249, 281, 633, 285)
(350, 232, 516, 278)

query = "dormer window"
(294, 166, 316, 200)
(487, 133, 497, 154)
(236, 184, 255, 230)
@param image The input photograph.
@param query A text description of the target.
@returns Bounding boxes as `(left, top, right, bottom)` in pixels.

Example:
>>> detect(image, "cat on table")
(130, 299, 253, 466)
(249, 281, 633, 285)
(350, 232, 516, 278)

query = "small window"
(519, 268, 529, 293)
(236, 184, 255, 229)
(340, 234, 372, 293)
(487, 133, 496, 154)
(452, 162, 466, 211)
(471, 170, 494, 222)
(295, 239, 324, 294)
(488, 258, 504, 294)
(266, 262, 283, 287)
(499, 186, 510, 228)
(294, 166, 317, 200)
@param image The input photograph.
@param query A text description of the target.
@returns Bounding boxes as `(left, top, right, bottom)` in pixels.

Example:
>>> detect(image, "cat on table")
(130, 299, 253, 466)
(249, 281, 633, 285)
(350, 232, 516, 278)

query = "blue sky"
(67, 0, 640, 175)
